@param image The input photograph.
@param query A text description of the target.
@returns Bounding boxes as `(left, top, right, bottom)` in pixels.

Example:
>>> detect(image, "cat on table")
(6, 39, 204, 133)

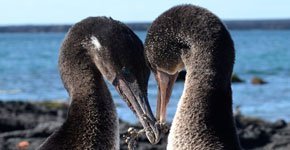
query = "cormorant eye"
(122, 67, 134, 82)
(122, 67, 131, 76)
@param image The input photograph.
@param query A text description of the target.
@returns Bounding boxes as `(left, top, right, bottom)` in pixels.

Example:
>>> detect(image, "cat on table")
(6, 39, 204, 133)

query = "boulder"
(251, 76, 267, 85)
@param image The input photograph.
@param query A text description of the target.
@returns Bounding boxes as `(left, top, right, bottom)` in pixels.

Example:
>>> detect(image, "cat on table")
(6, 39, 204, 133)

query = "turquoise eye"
(122, 67, 130, 76)
(122, 67, 134, 83)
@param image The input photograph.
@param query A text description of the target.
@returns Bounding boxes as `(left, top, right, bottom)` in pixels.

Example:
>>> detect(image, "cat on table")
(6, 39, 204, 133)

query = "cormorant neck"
(40, 45, 119, 149)
(39, 79, 119, 150)
(62, 79, 118, 149)
(168, 66, 240, 149)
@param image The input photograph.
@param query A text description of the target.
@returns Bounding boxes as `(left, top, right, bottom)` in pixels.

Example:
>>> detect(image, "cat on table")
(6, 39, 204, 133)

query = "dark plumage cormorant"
(145, 5, 241, 149)
(38, 17, 160, 150)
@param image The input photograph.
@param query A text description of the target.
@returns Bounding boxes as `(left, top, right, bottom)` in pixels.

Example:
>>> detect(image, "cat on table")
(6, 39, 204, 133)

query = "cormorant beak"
(155, 71, 178, 123)
(113, 76, 161, 144)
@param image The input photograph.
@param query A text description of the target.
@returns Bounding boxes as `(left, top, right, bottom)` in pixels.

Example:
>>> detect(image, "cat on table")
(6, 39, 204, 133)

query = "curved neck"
(61, 80, 119, 149)
(39, 46, 119, 150)
(168, 62, 240, 149)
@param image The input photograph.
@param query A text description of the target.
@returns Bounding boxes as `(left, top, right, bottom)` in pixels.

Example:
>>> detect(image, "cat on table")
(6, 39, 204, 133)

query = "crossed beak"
(114, 77, 161, 144)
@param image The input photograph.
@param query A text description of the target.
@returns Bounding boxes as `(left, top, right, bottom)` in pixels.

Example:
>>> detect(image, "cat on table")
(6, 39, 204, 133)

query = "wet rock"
(0, 101, 290, 150)
(2, 138, 45, 150)
(239, 124, 271, 149)
(251, 76, 267, 85)
(271, 119, 287, 129)
(232, 73, 244, 83)
(263, 125, 290, 150)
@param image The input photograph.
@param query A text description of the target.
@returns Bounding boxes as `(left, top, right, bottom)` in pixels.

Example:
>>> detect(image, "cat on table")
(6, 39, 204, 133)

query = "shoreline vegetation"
(1, 19, 290, 33)
(0, 101, 290, 150)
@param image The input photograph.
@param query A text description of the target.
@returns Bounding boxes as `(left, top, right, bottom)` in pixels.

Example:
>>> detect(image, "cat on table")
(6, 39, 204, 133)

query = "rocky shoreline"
(0, 101, 289, 150)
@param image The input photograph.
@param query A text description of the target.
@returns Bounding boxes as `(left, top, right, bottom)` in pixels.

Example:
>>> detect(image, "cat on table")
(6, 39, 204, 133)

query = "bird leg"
(124, 127, 144, 150)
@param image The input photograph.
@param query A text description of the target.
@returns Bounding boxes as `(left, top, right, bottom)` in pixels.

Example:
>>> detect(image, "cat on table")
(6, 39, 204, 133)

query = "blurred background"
(0, 0, 290, 123)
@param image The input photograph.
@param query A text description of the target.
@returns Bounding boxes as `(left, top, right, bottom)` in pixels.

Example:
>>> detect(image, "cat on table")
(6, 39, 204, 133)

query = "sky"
(0, 0, 290, 25)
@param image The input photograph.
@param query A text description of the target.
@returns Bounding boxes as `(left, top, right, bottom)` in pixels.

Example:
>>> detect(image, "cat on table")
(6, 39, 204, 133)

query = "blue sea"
(0, 30, 290, 123)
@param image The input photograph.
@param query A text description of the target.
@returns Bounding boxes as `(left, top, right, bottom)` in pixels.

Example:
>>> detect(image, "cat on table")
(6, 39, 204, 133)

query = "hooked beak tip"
(146, 125, 161, 144)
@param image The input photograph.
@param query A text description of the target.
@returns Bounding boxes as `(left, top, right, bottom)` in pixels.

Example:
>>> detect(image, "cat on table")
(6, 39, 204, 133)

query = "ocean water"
(0, 30, 289, 122)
